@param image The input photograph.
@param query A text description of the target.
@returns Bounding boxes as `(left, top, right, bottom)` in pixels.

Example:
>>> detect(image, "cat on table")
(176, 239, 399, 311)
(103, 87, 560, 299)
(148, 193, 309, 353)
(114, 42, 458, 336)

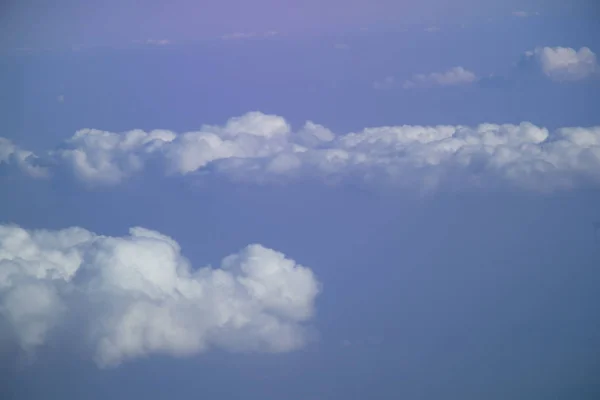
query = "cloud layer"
(0, 224, 320, 367)
(2, 112, 600, 192)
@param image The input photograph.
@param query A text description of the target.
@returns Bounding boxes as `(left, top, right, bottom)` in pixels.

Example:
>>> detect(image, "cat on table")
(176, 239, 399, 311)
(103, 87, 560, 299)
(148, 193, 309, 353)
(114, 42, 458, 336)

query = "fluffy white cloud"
(402, 67, 478, 88)
(3, 112, 600, 192)
(0, 224, 320, 367)
(55, 127, 178, 184)
(525, 46, 599, 81)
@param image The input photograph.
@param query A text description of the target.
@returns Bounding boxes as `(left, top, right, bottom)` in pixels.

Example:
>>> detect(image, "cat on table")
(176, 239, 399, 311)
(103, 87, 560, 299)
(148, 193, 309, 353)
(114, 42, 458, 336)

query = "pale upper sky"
(1, 0, 597, 48)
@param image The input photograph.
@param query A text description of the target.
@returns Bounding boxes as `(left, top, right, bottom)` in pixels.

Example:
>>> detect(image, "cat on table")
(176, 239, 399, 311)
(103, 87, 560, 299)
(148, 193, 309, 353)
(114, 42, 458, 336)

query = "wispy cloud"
(372, 76, 396, 90)
(402, 67, 478, 88)
(147, 39, 170, 45)
(512, 10, 540, 18)
(220, 31, 278, 40)
(132, 39, 171, 46)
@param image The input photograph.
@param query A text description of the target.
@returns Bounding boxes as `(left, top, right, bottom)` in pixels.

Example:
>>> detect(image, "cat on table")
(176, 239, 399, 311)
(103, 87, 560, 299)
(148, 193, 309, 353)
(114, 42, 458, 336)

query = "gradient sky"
(1, 1, 600, 400)
(1, 0, 598, 48)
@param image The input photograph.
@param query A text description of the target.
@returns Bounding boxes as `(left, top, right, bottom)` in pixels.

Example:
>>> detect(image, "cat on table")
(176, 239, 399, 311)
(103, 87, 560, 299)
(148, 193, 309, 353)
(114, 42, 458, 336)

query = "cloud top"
(0, 224, 321, 367)
(2, 112, 600, 192)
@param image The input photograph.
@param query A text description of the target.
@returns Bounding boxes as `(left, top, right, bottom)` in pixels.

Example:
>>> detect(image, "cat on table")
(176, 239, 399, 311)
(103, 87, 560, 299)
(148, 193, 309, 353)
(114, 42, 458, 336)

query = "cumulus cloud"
(402, 67, 478, 89)
(524, 46, 599, 82)
(0, 224, 320, 367)
(2, 112, 600, 192)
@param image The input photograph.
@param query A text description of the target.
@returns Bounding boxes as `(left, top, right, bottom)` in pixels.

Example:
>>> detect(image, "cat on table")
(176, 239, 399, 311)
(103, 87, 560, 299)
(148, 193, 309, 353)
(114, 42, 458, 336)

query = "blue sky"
(1, 1, 600, 399)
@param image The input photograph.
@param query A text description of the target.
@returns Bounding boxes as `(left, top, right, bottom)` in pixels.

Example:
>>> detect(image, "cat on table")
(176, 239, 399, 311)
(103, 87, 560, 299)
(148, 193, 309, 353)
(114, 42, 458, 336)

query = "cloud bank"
(0, 224, 320, 367)
(524, 46, 599, 82)
(2, 112, 600, 192)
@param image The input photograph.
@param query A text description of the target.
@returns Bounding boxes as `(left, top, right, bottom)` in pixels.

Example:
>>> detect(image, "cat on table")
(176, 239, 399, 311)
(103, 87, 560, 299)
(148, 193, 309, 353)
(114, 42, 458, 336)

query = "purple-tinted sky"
(2, 1, 600, 399)
(1, 0, 596, 48)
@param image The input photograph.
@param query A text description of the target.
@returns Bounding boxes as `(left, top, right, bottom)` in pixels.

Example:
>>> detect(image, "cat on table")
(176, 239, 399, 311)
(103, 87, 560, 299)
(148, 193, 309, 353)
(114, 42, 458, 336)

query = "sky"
(1, 1, 600, 399)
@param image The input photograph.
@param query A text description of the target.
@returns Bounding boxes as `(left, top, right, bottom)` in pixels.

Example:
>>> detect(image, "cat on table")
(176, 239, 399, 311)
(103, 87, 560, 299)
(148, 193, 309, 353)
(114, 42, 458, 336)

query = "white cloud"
(402, 67, 478, 89)
(56, 127, 178, 184)
(525, 46, 599, 81)
(2, 112, 600, 192)
(0, 224, 320, 367)
(57, 95, 65, 103)
(0, 137, 49, 178)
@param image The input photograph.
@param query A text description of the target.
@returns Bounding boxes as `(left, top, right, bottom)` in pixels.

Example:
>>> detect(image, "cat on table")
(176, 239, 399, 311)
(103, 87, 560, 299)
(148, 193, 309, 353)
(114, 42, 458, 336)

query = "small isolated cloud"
(373, 76, 396, 90)
(132, 39, 171, 46)
(424, 26, 440, 33)
(221, 31, 278, 40)
(402, 67, 478, 89)
(145, 39, 170, 46)
(2, 112, 600, 193)
(0, 224, 321, 367)
(512, 11, 540, 18)
(57, 95, 64, 103)
(523, 46, 599, 82)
